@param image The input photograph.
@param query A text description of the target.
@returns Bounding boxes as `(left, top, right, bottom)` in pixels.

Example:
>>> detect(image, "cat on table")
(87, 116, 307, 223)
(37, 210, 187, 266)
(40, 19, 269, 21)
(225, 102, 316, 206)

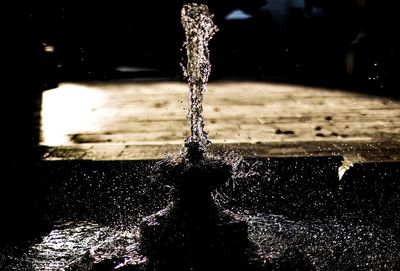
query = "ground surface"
(38, 80, 400, 163)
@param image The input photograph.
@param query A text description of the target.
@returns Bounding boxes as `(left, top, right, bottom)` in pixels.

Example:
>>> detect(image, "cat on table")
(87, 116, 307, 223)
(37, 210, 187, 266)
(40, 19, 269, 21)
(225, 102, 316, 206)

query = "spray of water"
(181, 3, 218, 156)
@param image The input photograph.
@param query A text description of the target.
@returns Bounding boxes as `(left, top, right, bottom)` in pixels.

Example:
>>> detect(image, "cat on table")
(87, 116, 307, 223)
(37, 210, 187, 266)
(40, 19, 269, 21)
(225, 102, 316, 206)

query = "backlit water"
(181, 3, 218, 153)
(2, 215, 398, 270)
(1, 3, 399, 271)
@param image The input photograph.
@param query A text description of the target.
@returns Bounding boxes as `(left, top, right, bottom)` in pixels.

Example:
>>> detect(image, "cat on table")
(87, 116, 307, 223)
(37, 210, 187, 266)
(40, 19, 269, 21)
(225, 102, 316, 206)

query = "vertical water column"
(181, 3, 218, 157)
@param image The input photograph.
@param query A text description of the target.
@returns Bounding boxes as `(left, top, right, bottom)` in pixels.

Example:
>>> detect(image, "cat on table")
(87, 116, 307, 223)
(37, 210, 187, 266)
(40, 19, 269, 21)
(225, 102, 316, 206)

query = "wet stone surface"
(1, 212, 399, 271)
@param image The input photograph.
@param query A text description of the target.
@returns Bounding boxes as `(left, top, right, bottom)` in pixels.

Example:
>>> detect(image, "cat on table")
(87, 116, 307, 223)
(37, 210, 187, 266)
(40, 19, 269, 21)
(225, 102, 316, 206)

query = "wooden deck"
(39, 80, 400, 162)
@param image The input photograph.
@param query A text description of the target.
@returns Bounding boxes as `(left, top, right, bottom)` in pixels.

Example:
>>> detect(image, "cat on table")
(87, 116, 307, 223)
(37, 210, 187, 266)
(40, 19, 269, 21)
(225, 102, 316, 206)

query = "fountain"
(1, 3, 399, 271)
(139, 4, 260, 270)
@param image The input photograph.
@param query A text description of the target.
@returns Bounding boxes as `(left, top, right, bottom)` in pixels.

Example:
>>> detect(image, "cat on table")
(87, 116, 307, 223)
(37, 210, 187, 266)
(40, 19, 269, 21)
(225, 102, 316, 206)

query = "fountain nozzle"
(184, 139, 206, 162)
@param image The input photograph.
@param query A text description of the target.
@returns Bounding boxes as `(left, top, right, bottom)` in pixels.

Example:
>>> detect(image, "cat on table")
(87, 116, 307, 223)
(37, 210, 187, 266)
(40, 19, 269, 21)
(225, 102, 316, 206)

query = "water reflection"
(5, 215, 398, 270)
(30, 221, 142, 271)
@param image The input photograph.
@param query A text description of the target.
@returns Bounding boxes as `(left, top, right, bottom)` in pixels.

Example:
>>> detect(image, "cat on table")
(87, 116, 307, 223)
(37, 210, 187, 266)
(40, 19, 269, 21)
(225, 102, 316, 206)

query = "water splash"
(3, 214, 398, 270)
(243, 213, 400, 270)
(181, 3, 218, 156)
(29, 221, 143, 271)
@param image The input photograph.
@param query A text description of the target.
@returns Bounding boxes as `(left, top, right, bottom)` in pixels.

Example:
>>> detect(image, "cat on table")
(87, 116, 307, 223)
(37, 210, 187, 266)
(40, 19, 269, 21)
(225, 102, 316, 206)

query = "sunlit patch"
(39, 80, 400, 153)
(42, 42, 55, 53)
(114, 66, 157, 73)
(338, 159, 353, 180)
(41, 83, 106, 146)
(44, 45, 55, 53)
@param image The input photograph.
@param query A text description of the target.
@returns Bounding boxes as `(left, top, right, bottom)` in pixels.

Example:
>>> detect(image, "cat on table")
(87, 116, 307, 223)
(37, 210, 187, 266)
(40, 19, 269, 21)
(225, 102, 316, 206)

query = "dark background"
(14, 0, 399, 90)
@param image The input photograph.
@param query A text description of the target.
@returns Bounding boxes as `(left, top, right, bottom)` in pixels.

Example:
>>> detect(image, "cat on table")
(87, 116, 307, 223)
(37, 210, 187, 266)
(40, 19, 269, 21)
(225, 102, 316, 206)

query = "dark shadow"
(17, 1, 398, 98)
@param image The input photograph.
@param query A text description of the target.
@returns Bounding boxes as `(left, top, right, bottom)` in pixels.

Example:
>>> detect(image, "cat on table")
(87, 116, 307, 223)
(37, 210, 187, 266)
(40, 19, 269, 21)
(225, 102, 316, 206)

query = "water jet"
(138, 4, 259, 270)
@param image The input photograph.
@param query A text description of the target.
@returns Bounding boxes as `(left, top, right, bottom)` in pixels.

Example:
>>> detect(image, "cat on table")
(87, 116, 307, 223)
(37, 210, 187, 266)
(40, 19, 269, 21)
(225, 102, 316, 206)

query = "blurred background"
(15, 0, 399, 88)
